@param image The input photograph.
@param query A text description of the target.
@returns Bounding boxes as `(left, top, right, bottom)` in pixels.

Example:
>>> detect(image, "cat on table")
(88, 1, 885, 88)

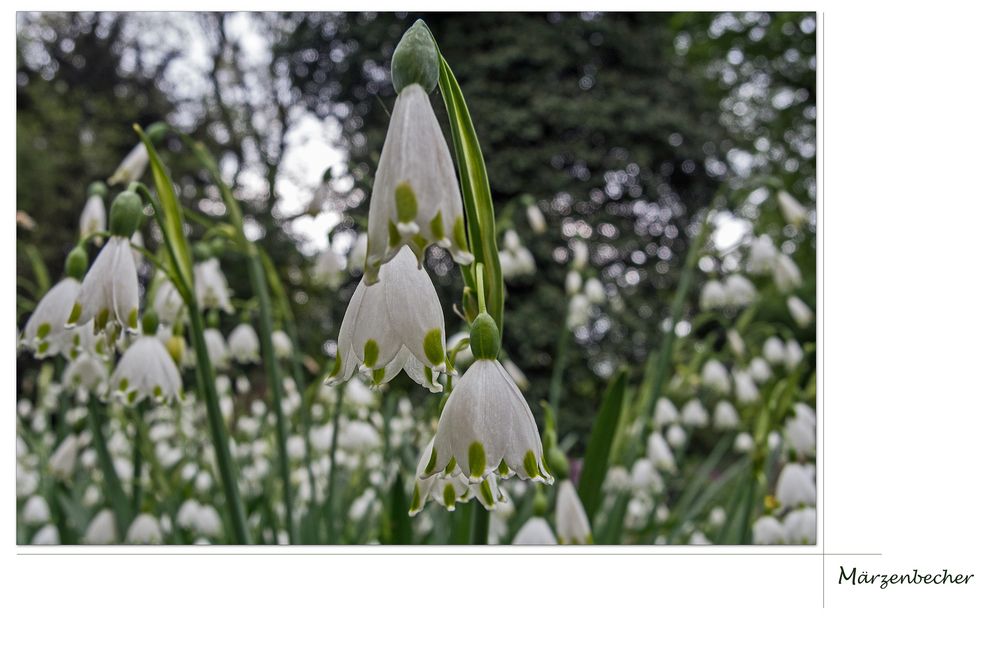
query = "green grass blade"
(577, 368, 629, 521)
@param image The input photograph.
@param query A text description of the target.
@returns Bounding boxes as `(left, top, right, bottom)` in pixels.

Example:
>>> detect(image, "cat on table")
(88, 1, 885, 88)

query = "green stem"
(325, 383, 345, 543)
(471, 503, 490, 545)
(131, 430, 143, 516)
(88, 396, 131, 540)
(548, 316, 571, 431)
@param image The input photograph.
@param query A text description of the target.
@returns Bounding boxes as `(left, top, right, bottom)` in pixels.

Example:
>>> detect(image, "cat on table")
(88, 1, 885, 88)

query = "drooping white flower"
(83, 509, 118, 544)
(785, 339, 804, 369)
(228, 323, 260, 364)
(700, 279, 727, 310)
(747, 235, 777, 274)
(783, 507, 817, 544)
(31, 524, 60, 545)
(313, 246, 346, 289)
(713, 400, 740, 430)
(21, 277, 82, 358)
(773, 253, 803, 293)
(784, 404, 817, 456)
(71, 236, 140, 334)
(328, 246, 447, 392)
(653, 397, 678, 427)
(204, 328, 230, 369)
(701, 359, 731, 394)
(16, 465, 38, 499)
(21, 495, 51, 525)
(363, 83, 471, 284)
(680, 399, 710, 428)
(108, 142, 149, 185)
(512, 517, 557, 545)
(570, 239, 589, 270)
(647, 431, 677, 474)
(727, 329, 746, 357)
(152, 280, 186, 326)
(777, 190, 808, 227)
(409, 440, 505, 515)
(555, 481, 592, 544)
(584, 277, 606, 305)
(109, 326, 183, 405)
(752, 516, 785, 545)
(734, 432, 754, 453)
(526, 203, 546, 234)
(733, 370, 759, 405)
(306, 167, 333, 216)
(195, 258, 235, 313)
(749, 357, 772, 383)
(566, 293, 590, 328)
(775, 463, 816, 508)
(272, 330, 293, 359)
(787, 295, 813, 328)
(666, 423, 687, 449)
(125, 513, 163, 544)
(49, 435, 79, 480)
(630, 458, 664, 497)
(565, 270, 582, 296)
(79, 192, 107, 240)
(763, 337, 786, 365)
(725, 274, 757, 307)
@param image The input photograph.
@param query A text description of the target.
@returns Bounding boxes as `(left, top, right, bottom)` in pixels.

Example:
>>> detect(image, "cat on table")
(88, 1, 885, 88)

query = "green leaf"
(435, 52, 504, 334)
(577, 368, 629, 521)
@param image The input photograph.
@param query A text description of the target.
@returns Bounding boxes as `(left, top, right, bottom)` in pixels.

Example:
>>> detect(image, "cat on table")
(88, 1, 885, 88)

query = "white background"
(4, 2, 999, 663)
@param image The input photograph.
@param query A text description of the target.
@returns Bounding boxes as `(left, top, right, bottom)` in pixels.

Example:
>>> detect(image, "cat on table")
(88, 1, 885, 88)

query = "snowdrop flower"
(306, 166, 333, 216)
(666, 423, 687, 449)
(83, 509, 117, 544)
(747, 235, 777, 274)
(603, 466, 631, 494)
(733, 370, 759, 405)
(338, 421, 381, 453)
(735, 432, 754, 453)
(328, 247, 447, 392)
(777, 190, 808, 227)
(784, 405, 817, 456)
(701, 359, 731, 394)
(410, 441, 504, 515)
(727, 329, 746, 357)
(526, 203, 546, 234)
(570, 238, 589, 270)
(204, 328, 230, 369)
(565, 270, 582, 296)
(69, 191, 144, 334)
(228, 323, 260, 364)
(724, 274, 756, 307)
(700, 279, 727, 310)
(773, 253, 803, 293)
(763, 337, 786, 365)
(49, 435, 78, 480)
(109, 312, 183, 405)
(753, 516, 785, 545)
(708, 506, 727, 528)
(784, 339, 804, 369)
(566, 293, 590, 328)
(625, 496, 654, 531)
(21, 249, 87, 358)
(630, 458, 664, 497)
(713, 401, 740, 430)
(79, 182, 107, 240)
(195, 258, 235, 314)
(584, 277, 606, 305)
(783, 507, 817, 544)
(108, 142, 149, 186)
(689, 531, 712, 546)
(152, 280, 186, 326)
(31, 525, 60, 545)
(422, 308, 552, 485)
(313, 246, 346, 288)
(272, 330, 293, 360)
(16, 465, 39, 499)
(499, 246, 536, 279)
(787, 296, 813, 328)
(512, 517, 557, 545)
(125, 513, 163, 544)
(647, 431, 677, 474)
(749, 357, 772, 383)
(680, 399, 710, 428)
(22, 495, 51, 525)
(555, 481, 592, 544)
(653, 397, 678, 427)
(775, 463, 817, 508)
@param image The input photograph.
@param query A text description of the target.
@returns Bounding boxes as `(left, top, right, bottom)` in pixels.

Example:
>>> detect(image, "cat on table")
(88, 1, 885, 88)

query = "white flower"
(152, 280, 186, 326)
(570, 239, 589, 270)
(329, 247, 447, 392)
(49, 435, 78, 480)
(71, 236, 140, 333)
(409, 441, 504, 515)
(565, 270, 582, 296)
(775, 463, 816, 508)
(724, 274, 756, 307)
(700, 279, 727, 310)
(566, 293, 590, 328)
(20, 277, 81, 358)
(499, 246, 536, 280)
(195, 258, 235, 313)
(228, 324, 260, 364)
(512, 517, 557, 545)
(79, 194, 106, 239)
(734, 432, 754, 453)
(777, 190, 808, 227)
(666, 424, 687, 449)
(787, 296, 813, 328)
(364, 83, 471, 284)
(313, 247, 346, 288)
(83, 509, 118, 544)
(109, 334, 183, 405)
(555, 481, 592, 544)
(603, 466, 631, 493)
(654, 397, 678, 428)
(785, 339, 804, 369)
(647, 431, 677, 474)
(713, 401, 740, 430)
(272, 330, 293, 359)
(125, 513, 163, 544)
(680, 399, 709, 428)
(727, 329, 746, 357)
(625, 496, 654, 530)
(526, 204, 546, 234)
(763, 337, 785, 365)
(749, 357, 772, 383)
(783, 507, 817, 544)
(701, 359, 731, 394)
(773, 253, 803, 293)
(784, 404, 817, 456)
(16, 464, 39, 499)
(752, 516, 784, 544)
(21, 495, 51, 525)
(630, 458, 664, 496)
(108, 142, 149, 185)
(338, 420, 381, 453)
(733, 370, 759, 405)
(584, 277, 606, 305)
(423, 359, 552, 485)
(747, 235, 777, 274)
(31, 524, 60, 545)
(204, 328, 230, 368)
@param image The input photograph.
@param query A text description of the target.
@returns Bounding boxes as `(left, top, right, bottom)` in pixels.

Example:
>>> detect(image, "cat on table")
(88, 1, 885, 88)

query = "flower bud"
(141, 310, 158, 336)
(391, 20, 439, 95)
(87, 181, 108, 199)
(109, 190, 144, 237)
(65, 246, 89, 281)
(166, 334, 186, 366)
(469, 312, 500, 360)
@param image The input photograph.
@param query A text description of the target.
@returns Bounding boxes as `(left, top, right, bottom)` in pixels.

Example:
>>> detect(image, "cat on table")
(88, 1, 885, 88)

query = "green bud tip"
(87, 182, 108, 199)
(193, 242, 213, 262)
(109, 190, 145, 237)
(391, 20, 439, 95)
(145, 122, 169, 144)
(141, 310, 158, 336)
(65, 246, 89, 281)
(469, 312, 500, 360)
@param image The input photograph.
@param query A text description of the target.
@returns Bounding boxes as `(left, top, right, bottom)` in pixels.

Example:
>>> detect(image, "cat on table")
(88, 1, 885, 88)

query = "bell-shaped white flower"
(570, 239, 589, 270)
(21, 495, 51, 525)
(666, 423, 687, 449)
(784, 339, 804, 369)
(630, 458, 664, 497)
(653, 397, 678, 427)
(108, 142, 149, 185)
(31, 524, 60, 545)
(783, 507, 817, 544)
(71, 235, 140, 334)
(747, 235, 777, 274)
(680, 399, 709, 428)
(566, 293, 590, 328)
(109, 316, 183, 405)
(733, 370, 760, 405)
(328, 246, 447, 392)
(713, 400, 740, 430)
(735, 432, 755, 453)
(784, 404, 817, 456)
(152, 279, 186, 326)
(526, 204, 546, 234)
(272, 330, 293, 359)
(409, 441, 505, 515)
(777, 190, 808, 227)
(724, 274, 756, 307)
(584, 277, 606, 305)
(700, 279, 727, 310)
(775, 463, 816, 508)
(49, 435, 79, 481)
(125, 513, 163, 544)
(763, 337, 786, 365)
(21, 277, 81, 358)
(565, 270, 582, 295)
(773, 253, 803, 293)
(647, 431, 677, 474)
(749, 357, 772, 383)
(787, 295, 813, 328)
(701, 359, 731, 394)
(79, 193, 106, 240)
(228, 323, 260, 364)
(195, 258, 235, 313)
(83, 508, 118, 544)
(204, 328, 230, 369)
(63, 352, 108, 393)
(555, 481, 592, 544)
(512, 517, 557, 545)
(364, 83, 471, 284)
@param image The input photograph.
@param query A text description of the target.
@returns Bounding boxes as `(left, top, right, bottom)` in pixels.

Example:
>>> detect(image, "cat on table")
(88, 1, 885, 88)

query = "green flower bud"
(65, 246, 89, 281)
(145, 122, 169, 144)
(141, 310, 158, 336)
(469, 312, 500, 360)
(391, 20, 439, 95)
(193, 242, 213, 262)
(166, 335, 185, 365)
(532, 486, 548, 516)
(109, 190, 145, 237)
(87, 181, 108, 199)
(545, 443, 569, 480)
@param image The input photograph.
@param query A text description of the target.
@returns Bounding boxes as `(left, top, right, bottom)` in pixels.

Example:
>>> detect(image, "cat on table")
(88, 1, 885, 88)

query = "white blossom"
(512, 517, 557, 545)
(777, 190, 808, 227)
(701, 359, 731, 394)
(773, 253, 803, 293)
(20, 277, 82, 358)
(83, 509, 118, 544)
(228, 324, 261, 364)
(654, 397, 678, 427)
(108, 142, 149, 185)
(71, 236, 140, 333)
(31, 524, 60, 545)
(775, 463, 817, 508)
(195, 258, 235, 314)
(79, 194, 106, 239)
(783, 507, 817, 544)
(109, 334, 183, 405)
(125, 513, 163, 544)
(647, 431, 677, 474)
(680, 399, 710, 428)
(555, 481, 592, 544)
(787, 295, 813, 328)
(713, 400, 740, 430)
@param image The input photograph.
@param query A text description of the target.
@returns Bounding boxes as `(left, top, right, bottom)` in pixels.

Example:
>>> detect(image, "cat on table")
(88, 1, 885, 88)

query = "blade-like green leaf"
(577, 368, 629, 521)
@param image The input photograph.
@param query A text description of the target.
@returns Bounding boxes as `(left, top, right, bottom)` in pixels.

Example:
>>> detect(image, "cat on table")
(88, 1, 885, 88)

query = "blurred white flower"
(733, 370, 759, 405)
(108, 143, 149, 185)
(526, 203, 546, 234)
(700, 279, 727, 310)
(727, 329, 746, 357)
(753, 516, 786, 545)
(21, 277, 82, 358)
(775, 463, 817, 508)
(565, 270, 582, 296)
(49, 435, 78, 480)
(784, 339, 804, 369)
(272, 330, 293, 360)
(313, 247, 346, 288)
(555, 481, 592, 544)
(701, 359, 731, 394)
(566, 293, 590, 329)
(204, 328, 230, 369)
(31, 524, 60, 545)
(724, 274, 756, 307)
(79, 193, 106, 239)
(680, 399, 709, 428)
(787, 296, 813, 328)
(512, 517, 557, 545)
(195, 258, 235, 314)
(773, 253, 803, 293)
(228, 324, 261, 364)
(784, 404, 817, 456)
(749, 356, 772, 383)
(783, 507, 817, 544)
(763, 337, 786, 365)
(584, 277, 606, 304)
(502, 358, 529, 390)
(747, 235, 777, 274)
(777, 190, 808, 227)
(328, 246, 447, 392)
(713, 401, 740, 430)
(630, 458, 664, 496)
(22, 495, 50, 525)
(83, 509, 117, 544)
(125, 513, 163, 544)
(666, 423, 687, 449)
(152, 280, 186, 326)
(647, 431, 677, 474)
(570, 239, 589, 270)
(653, 397, 678, 428)
(364, 83, 471, 284)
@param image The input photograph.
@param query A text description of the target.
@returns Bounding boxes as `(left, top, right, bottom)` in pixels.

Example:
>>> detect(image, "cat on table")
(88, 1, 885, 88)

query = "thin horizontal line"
(18, 551, 883, 557)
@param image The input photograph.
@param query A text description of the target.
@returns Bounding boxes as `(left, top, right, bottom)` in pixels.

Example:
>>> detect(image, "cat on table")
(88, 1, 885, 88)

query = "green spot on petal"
(423, 366, 435, 386)
(96, 308, 110, 331)
(429, 212, 445, 240)
(523, 450, 541, 479)
(497, 459, 510, 478)
(331, 351, 343, 377)
(468, 441, 486, 479)
(128, 308, 139, 330)
(423, 447, 438, 475)
(452, 217, 469, 252)
(37, 341, 49, 355)
(394, 182, 418, 222)
(153, 385, 163, 398)
(118, 378, 129, 392)
(442, 483, 456, 510)
(479, 480, 495, 507)
(67, 302, 83, 325)
(409, 485, 422, 515)
(388, 220, 401, 247)
(444, 456, 457, 476)
(126, 389, 139, 404)
(363, 339, 379, 368)
(423, 328, 444, 367)
(371, 367, 385, 385)
(37, 323, 51, 339)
